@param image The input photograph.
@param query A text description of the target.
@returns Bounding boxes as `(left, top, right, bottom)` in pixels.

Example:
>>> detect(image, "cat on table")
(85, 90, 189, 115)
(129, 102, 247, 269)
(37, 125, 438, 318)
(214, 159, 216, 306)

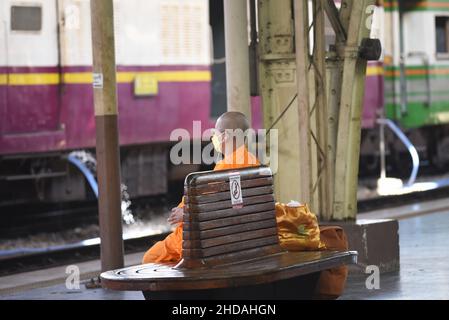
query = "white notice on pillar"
(229, 174, 243, 207)
(93, 73, 104, 89)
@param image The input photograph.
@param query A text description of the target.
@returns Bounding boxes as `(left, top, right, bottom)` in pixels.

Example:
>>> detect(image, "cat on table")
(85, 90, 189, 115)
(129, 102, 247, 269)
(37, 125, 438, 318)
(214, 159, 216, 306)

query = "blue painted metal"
(67, 153, 99, 197)
(377, 118, 419, 186)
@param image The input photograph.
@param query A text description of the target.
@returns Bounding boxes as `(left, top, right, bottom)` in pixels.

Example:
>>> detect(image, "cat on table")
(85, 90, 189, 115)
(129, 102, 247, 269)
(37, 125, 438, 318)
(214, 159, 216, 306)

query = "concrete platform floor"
(0, 251, 145, 295)
(1, 207, 449, 300)
(342, 209, 449, 300)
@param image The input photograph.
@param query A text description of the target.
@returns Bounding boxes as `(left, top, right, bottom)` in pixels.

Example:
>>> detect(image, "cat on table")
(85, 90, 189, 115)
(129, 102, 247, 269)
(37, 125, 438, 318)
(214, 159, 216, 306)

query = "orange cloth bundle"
(275, 202, 325, 251)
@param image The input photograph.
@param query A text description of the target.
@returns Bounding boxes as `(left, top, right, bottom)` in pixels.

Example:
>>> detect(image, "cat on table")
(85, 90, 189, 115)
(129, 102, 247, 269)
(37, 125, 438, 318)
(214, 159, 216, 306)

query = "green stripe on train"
(385, 74, 449, 80)
(385, 91, 449, 98)
(385, 7, 449, 12)
(384, 65, 449, 80)
(385, 0, 449, 12)
(386, 101, 449, 128)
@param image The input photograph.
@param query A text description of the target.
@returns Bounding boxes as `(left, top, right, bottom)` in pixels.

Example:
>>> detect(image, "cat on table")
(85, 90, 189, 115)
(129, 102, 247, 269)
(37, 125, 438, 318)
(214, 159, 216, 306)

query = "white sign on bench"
(229, 174, 243, 207)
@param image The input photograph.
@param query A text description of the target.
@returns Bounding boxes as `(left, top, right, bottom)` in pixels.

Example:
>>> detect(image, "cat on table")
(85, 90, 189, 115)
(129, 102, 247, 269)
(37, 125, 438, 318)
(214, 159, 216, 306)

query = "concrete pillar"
(223, 0, 252, 123)
(90, 0, 124, 272)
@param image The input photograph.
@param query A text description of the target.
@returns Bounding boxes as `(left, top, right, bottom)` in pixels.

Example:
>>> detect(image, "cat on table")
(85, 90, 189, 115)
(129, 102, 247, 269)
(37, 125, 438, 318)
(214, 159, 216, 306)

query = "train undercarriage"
(360, 123, 449, 177)
(2, 122, 449, 206)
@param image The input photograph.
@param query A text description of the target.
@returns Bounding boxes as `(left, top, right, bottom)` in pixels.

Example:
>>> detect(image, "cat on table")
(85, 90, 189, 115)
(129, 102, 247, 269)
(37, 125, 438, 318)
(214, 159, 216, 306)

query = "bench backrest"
(176, 166, 282, 269)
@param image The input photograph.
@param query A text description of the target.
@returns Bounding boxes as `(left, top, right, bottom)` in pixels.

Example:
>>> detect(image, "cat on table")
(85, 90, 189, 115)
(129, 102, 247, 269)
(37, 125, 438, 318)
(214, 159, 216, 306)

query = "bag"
(314, 226, 349, 299)
(275, 202, 325, 251)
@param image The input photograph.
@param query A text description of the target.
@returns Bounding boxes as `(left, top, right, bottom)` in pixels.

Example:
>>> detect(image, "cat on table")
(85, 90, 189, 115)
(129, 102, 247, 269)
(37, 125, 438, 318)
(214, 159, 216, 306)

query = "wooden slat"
(183, 227, 278, 249)
(198, 244, 282, 267)
(184, 202, 275, 223)
(185, 194, 274, 213)
(182, 235, 279, 258)
(183, 219, 277, 240)
(183, 210, 276, 231)
(182, 166, 278, 266)
(185, 177, 273, 196)
(185, 166, 272, 186)
(185, 185, 274, 204)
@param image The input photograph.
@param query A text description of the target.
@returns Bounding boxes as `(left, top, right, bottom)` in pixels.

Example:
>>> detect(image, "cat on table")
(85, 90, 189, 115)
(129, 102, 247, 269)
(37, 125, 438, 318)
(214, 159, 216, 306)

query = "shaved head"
(213, 112, 251, 154)
(215, 111, 250, 132)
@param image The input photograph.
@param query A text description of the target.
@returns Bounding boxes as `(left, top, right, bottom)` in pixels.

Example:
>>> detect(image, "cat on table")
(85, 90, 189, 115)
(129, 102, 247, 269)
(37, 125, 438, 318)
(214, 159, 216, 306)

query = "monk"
(142, 111, 260, 264)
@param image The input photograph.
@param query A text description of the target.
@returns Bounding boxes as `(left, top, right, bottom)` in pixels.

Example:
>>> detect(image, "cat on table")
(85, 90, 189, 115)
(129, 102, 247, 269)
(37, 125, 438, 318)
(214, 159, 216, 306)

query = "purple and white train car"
(0, 0, 216, 202)
(0, 0, 383, 204)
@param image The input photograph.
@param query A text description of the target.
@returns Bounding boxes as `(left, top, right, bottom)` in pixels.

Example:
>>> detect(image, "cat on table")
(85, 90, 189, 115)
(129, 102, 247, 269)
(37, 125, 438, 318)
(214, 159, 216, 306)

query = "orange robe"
(142, 145, 260, 264)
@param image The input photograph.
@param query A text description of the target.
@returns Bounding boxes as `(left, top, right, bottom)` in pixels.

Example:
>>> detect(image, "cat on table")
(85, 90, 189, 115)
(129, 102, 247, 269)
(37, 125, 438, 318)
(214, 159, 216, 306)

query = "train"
(0, 0, 220, 204)
(360, 0, 449, 175)
(1, 0, 448, 205)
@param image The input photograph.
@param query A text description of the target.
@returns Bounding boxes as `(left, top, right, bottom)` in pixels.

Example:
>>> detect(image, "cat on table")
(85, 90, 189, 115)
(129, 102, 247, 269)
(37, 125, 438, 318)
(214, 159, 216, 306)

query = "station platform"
(342, 207, 449, 300)
(1, 204, 449, 300)
(0, 251, 145, 300)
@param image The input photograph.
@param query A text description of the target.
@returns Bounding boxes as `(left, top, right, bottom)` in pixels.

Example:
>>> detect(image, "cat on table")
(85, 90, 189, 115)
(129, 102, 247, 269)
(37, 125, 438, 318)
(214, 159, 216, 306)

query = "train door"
(2, 0, 61, 135)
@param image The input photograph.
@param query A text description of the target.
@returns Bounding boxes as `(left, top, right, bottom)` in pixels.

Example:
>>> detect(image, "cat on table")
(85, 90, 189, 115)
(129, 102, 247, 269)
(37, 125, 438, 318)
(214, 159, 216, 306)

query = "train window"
(436, 16, 449, 55)
(11, 5, 42, 32)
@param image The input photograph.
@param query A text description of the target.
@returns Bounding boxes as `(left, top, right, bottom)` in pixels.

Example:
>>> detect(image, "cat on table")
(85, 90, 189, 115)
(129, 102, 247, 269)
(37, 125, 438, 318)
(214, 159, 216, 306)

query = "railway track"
(0, 231, 169, 277)
(0, 195, 170, 238)
(0, 194, 172, 276)
(358, 184, 449, 212)
(0, 201, 99, 239)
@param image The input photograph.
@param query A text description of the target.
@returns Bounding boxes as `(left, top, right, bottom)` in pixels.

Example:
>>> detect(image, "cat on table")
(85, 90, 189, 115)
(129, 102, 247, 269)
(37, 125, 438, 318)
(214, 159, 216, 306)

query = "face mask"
(212, 131, 224, 154)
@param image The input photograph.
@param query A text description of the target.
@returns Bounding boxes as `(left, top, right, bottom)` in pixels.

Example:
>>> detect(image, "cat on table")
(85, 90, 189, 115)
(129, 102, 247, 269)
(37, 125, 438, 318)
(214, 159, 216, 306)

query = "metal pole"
(312, 0, 332, 220)
(379, 120, 387, 180)
(398, 2, 408, 115)
(249, 0, 259, 96)
(294, 0, 312, 205)
(333, 0, 375, 220)
(224, 0, 252, 122)
(90, 0, 124, 272)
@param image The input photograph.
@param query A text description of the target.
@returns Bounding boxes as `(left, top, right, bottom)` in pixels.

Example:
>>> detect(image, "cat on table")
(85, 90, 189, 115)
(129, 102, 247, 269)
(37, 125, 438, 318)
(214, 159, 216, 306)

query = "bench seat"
(100, 166, 357, 299)
(101, 250, 356, 299)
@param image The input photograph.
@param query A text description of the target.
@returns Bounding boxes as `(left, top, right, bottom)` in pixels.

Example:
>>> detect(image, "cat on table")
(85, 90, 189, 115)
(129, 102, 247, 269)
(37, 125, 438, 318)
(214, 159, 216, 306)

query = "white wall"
(403, 12, 435, 65)
(59, 0, 210, 67)
(0, 0, 59, 67)
(58, 0, 93, 66)
(113, 0, 161, 66)
(156, 0, 210, 65)
(370, 6, 385, 61)
(0, 2, 7, 66)
(0, 0, 211, 68)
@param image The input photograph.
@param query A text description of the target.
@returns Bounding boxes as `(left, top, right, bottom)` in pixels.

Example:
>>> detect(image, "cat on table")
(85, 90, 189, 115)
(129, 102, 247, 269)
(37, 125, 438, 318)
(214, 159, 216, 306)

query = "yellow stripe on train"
(0, 74, 7, 85)
(6, 73, 60, 85)
(0, 68, 383, 85)
(366, 65, 384, 76)
(0, 70, 212, 86)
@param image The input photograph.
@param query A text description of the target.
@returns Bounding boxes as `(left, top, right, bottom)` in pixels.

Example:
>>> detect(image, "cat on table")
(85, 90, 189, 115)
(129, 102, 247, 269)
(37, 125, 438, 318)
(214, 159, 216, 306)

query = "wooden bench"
(101, 166, 357, 299)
